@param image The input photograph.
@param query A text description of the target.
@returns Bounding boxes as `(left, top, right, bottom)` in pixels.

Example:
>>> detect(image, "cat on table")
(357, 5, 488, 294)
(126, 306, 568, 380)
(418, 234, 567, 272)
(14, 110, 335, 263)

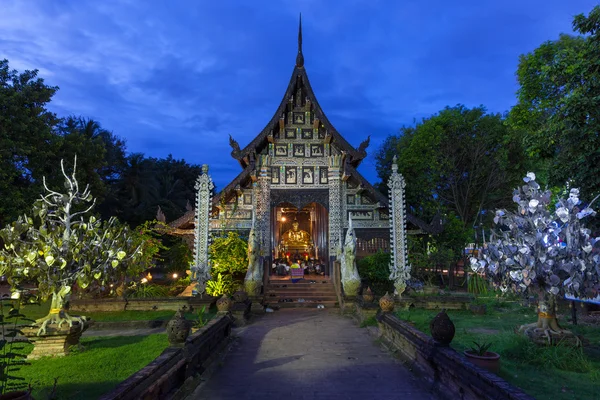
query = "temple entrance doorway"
(270, 202, 329, 276)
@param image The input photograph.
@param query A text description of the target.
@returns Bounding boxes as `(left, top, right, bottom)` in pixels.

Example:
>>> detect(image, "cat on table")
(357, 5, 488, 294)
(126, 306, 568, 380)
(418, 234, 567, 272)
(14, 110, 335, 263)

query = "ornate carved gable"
(228, 17, 369, 173)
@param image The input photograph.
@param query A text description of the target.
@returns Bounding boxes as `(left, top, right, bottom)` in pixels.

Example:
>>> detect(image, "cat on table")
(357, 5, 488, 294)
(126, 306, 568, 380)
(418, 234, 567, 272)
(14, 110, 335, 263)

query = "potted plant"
(463, 341, 500, 373)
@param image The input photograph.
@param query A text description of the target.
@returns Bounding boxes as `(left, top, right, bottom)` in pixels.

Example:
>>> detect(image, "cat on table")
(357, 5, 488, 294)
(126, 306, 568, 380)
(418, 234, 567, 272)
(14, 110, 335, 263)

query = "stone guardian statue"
(244, 217, 263, 296)
(340, 215, 361, 296)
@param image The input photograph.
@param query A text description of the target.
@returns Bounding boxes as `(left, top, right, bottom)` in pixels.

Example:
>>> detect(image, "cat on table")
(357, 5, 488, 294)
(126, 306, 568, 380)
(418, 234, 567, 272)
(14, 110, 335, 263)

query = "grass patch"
(19, 301, 216, 322)
(395, 298, 600, 400)
(360, 315, 378, 328)
(15, 334, 168, 399)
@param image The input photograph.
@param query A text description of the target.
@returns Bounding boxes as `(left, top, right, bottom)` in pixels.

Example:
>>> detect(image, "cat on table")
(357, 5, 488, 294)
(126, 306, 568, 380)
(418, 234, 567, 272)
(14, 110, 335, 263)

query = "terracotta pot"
(464, 350, 500, 374)
(362, 287, 374, 303)
(233, 290, 248, 303)
(379, 292, 395, 312)
(216, 295, 233, 312)
(0, 391, 32, 400)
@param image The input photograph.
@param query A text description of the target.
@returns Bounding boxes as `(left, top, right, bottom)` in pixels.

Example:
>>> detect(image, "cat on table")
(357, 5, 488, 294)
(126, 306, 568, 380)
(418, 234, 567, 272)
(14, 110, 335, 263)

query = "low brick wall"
(99, 314, 233, 400)
(377, 313, 535, 400)
(70, 296, 217, 313)
(397, 295, 473, 310)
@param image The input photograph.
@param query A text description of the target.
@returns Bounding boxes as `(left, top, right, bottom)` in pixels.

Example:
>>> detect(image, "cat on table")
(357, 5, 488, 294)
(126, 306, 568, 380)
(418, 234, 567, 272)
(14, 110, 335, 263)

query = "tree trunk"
(36, 288, 87, 336)
(518, 294, 581, 346)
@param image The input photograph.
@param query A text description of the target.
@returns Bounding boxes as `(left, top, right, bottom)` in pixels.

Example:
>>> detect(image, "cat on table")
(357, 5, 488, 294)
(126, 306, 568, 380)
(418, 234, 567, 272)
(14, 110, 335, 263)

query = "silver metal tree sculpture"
(0, 156, 142, 335)
(476, 172, 600, 345)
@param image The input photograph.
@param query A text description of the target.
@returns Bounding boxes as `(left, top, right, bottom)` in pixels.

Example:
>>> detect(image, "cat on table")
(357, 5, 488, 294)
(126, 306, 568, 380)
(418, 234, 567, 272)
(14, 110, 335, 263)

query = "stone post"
(327, 154, 344, 260)
(388, 155, 411, 297)
(192, 165, 214, 296)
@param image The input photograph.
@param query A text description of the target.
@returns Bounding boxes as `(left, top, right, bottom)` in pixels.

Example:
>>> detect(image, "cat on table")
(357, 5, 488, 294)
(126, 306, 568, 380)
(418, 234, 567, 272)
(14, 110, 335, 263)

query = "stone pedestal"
(22, 319, 91, 359)
(342, 296, 357, 315)
(249, 296, 265, 316)
(230, 300, 252, 327)
(355, 301, 379, 325)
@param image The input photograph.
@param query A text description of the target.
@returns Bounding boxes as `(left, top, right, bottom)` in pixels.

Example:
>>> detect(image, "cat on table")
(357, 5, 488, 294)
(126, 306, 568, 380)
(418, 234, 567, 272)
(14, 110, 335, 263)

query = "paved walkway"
(188, 309, 437, 400)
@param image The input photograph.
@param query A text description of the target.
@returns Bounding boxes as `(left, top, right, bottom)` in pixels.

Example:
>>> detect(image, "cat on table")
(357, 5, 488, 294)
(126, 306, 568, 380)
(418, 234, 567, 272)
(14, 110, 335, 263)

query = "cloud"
(1, 0, 597, 190)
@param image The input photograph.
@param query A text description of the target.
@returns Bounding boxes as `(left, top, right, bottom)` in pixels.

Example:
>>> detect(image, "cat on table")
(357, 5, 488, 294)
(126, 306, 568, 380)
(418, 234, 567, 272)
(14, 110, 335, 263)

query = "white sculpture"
(340, 215, 361, 296)
(244, 216, 263, 296)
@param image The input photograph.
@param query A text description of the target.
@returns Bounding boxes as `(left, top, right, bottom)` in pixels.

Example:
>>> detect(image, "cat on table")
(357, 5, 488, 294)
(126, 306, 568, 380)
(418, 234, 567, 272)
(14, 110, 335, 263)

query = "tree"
(376, 105, 525, 229)
(475, 173, 599, 345)
(509, 6, 600, 197)
(0, 59, 60, 227)
(0, 157, 143, 335)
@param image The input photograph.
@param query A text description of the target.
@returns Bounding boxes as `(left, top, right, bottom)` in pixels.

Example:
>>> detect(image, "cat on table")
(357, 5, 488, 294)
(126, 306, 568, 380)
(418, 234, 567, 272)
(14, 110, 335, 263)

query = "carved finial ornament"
(296, 13, 304, 68)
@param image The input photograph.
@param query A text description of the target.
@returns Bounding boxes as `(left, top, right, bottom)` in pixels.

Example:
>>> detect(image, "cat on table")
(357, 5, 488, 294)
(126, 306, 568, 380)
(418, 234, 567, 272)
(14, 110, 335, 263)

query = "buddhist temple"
(164, 16, 441, 274)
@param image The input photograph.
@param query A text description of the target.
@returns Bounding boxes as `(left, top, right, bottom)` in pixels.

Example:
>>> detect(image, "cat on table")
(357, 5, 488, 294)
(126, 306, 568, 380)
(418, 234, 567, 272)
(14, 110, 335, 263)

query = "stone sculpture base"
(22, 319, 91, 359)
(230, 300, 252, 327)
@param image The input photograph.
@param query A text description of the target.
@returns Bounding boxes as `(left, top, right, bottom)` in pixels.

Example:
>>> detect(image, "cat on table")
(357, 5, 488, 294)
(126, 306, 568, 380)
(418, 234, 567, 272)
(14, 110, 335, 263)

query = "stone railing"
(98, 314, 233, 400)
(331, 260, 343, 308)
(70, 296, 217, 313)
(377, 313, 535, 400)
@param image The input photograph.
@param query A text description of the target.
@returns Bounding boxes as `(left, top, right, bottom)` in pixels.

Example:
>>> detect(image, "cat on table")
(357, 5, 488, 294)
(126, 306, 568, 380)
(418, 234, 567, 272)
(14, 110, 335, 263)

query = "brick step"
(264, 294, 338, 301)
(265, 301, 338, 309)
(265, 290, 336, 295)
(265, 286, 335, 292)
(267, 283, 333, 288)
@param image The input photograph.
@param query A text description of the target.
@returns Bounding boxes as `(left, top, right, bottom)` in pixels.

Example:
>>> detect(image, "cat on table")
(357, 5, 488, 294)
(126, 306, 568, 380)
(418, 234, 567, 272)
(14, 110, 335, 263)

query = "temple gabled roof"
(228, 15, 370, 171)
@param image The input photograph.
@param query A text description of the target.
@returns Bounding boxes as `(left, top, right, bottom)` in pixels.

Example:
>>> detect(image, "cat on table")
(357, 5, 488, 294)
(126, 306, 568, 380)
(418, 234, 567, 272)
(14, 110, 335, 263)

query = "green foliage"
(128, 284, 169, 299)
(357, 251, 393, 295)
(0, 300, 32, 395)
(192, 305, 207, 329)
(209, 232, 248, 279)
(0, 59, 60, 227)
(15, 334, 169, 400)
(375, 105, 525, 229)
(509, 6, 600, 198)
(467, 273, 488, 296)
(205, 273, 236, 297)
(468, 341, 493, 356)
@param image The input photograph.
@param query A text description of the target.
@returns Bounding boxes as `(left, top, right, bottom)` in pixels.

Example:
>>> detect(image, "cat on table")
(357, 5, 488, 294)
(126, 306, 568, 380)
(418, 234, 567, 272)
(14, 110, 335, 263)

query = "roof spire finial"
(296, 13, 304, 68)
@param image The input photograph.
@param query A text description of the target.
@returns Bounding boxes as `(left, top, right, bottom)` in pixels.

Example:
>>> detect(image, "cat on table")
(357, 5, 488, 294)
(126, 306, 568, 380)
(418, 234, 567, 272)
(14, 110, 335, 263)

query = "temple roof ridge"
(234, 18, 371, 169)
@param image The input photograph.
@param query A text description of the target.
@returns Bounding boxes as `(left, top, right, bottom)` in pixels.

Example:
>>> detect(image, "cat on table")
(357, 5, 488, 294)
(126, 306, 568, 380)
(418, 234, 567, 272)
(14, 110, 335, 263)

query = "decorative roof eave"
(345, 165, 442, 235)
(211, 165, 254, 207)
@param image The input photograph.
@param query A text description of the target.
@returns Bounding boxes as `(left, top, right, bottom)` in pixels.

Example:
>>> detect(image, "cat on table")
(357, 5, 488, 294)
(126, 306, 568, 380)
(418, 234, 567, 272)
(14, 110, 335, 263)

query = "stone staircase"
(263, 277, 339, 309)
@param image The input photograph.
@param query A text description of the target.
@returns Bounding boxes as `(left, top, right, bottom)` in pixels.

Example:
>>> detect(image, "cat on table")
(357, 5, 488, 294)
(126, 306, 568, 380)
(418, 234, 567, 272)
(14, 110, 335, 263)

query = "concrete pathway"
(188, 309, 438, 400)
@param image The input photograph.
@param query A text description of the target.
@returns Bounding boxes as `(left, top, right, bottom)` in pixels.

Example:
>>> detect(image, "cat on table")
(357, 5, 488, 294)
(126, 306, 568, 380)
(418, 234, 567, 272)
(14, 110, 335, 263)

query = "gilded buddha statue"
(281, 220, 313, 249)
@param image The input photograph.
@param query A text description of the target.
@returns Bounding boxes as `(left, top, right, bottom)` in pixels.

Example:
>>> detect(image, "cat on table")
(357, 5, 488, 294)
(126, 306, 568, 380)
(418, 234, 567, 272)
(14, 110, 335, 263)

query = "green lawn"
(19, 301, 214, 322)
(395, 297, 600, 400)
(13, 334, 169, 399)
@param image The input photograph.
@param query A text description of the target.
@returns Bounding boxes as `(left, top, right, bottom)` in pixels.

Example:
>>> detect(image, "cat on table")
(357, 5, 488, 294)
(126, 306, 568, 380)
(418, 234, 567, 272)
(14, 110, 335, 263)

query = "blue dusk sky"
(0, 0, 596, 190)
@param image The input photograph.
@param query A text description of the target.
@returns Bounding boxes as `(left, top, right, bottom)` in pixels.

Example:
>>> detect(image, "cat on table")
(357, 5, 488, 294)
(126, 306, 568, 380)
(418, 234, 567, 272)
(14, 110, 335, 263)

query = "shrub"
(357, 251, 393, 295)
(128, 284, 169, 299)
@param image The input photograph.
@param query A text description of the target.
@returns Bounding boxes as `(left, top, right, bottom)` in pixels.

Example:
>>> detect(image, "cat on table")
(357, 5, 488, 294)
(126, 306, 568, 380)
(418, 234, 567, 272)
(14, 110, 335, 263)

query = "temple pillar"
(328, 154, 344, 261)
(254, 155, 272, 262)
(388, 155, 410, 297)
(192, 164, 214, 296)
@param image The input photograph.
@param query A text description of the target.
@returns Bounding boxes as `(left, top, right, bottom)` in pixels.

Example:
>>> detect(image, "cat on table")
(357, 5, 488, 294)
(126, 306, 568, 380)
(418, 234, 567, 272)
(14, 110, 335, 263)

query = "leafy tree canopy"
(508, 6, 600, 197)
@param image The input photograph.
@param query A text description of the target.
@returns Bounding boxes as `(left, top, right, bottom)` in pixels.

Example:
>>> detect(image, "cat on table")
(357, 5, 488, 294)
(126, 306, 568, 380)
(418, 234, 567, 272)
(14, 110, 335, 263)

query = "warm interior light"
(282, 216, 286, 222)
(172, 273, 178, 279)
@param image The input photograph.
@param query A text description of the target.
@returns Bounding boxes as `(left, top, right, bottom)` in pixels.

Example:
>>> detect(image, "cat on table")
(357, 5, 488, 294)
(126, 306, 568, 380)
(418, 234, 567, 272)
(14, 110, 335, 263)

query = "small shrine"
(163, 16, 442, 279)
